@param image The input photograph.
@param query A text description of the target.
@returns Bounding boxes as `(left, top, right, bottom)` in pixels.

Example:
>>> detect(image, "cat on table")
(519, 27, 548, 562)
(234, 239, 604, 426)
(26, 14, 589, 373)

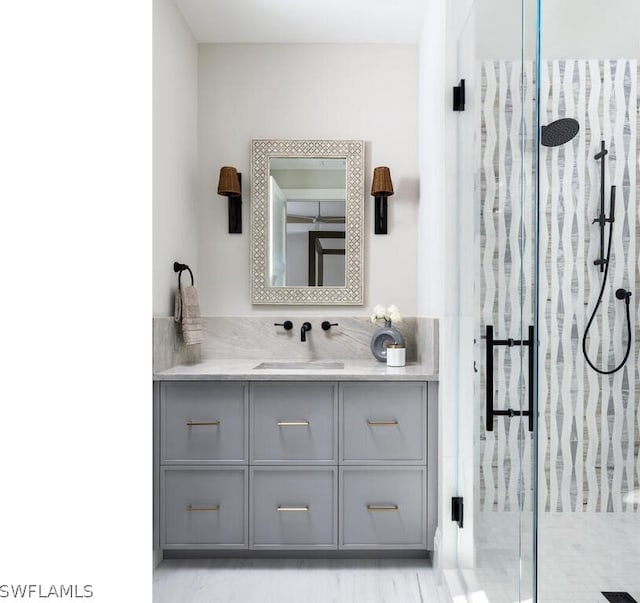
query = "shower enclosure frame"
(447, 0, 640, 600)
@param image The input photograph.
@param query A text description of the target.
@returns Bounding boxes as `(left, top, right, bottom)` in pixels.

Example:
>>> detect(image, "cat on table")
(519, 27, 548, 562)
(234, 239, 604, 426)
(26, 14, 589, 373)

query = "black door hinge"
(453, 79, 465, 111)
(451, 496, 464, 528)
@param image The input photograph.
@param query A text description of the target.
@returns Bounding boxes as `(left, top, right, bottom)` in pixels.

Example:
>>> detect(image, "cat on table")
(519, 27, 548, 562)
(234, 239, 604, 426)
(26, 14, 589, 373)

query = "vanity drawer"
(339, 467, 426, 549)
(339, 382, 426, 464)
(162, 467, 248, 549)
(250, 382, 337, 464)
(161, 381, 248, 464)
(250, 467, 337, 549)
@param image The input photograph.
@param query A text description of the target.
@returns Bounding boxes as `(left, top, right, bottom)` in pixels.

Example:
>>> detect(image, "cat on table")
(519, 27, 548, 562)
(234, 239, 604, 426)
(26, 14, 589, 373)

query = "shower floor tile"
(465, 511, 640, 602)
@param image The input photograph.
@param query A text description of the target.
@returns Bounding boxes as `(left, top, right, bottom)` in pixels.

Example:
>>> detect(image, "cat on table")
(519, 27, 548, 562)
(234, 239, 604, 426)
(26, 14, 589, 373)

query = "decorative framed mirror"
(250, 139, 364, 304)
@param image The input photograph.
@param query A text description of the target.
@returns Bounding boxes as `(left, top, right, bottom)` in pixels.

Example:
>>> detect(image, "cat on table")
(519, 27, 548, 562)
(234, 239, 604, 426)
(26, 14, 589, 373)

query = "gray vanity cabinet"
(162, 467, 248, 549)
(249, 382, 338, 549)
(159, 382, 250, 550)
(339, 382, 427, 464)
(161, 381, 248, 464)
(338, 382, 428, 549)
(340, 466, 426, 548)
(250, 382, 337, 464)
(250, 467, 337, 549)
(157, 379, 431, 553)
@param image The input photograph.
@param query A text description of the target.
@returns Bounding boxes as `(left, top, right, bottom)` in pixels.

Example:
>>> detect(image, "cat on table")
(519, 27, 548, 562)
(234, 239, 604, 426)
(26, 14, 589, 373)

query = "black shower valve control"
(615, 289, 632, 303)
(274, 321, 293, 331)
(321, 321, 339, 331)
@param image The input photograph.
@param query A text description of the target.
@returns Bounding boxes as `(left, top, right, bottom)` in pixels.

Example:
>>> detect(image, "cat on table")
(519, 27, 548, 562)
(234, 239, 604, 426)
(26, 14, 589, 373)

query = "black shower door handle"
(485, 324, 534, 432)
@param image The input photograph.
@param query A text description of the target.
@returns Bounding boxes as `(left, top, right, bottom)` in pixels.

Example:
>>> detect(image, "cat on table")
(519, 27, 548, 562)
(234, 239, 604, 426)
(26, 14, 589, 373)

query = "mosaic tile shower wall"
(477, 59, 640, 513)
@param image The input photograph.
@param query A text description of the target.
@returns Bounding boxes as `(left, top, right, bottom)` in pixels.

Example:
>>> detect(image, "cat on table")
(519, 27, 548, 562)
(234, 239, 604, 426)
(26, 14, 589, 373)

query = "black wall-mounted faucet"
(301, 322, 312, 342)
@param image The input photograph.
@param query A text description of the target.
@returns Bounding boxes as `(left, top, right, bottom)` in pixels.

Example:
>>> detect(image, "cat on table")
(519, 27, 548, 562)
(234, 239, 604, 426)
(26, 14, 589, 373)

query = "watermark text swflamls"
(0, 585, 93, 599)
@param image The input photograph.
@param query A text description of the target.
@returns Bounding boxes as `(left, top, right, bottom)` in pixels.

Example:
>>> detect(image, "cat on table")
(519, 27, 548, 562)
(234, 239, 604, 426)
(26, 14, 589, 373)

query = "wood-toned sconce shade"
(218, 166, 241, 196)
(217, 166, 242, 233)
(371, 166, 393, 234)
(371, 166, 394, 197)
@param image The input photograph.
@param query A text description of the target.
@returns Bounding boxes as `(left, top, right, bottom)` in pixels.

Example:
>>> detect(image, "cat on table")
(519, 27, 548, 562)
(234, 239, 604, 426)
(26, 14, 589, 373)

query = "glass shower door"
(536, 2, 640, 601)
(455, 0, 539, 600)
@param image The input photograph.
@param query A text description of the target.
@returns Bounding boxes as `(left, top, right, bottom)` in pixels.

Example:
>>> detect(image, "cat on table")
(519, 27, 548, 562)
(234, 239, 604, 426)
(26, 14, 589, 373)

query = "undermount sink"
(253, 361, 344, 370)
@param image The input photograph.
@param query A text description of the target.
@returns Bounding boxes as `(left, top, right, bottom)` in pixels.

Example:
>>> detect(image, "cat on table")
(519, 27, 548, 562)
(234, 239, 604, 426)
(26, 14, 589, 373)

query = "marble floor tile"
(153, 558, 441, 603)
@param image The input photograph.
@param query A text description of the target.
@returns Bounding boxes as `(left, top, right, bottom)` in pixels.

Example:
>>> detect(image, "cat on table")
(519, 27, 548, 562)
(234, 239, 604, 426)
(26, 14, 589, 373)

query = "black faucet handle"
(274, 321, 293, 331)
(321, 321, 339, 331)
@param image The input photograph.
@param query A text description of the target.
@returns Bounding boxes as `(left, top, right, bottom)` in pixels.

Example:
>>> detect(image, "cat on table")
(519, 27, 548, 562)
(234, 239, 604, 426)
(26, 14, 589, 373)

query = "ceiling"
(173, 0, 428, 44)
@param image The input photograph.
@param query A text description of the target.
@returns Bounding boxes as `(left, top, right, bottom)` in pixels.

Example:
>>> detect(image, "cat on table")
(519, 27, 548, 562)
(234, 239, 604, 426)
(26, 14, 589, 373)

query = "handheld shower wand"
(582, 141, 632, 374)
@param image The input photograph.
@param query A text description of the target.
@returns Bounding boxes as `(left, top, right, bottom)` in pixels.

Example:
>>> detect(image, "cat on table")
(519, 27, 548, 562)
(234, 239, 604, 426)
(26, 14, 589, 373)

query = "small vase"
(370, 319, 406, 362)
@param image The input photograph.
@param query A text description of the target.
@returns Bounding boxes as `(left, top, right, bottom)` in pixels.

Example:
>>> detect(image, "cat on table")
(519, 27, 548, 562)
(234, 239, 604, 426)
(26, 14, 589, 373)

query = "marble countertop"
(153, 358, 437, 381)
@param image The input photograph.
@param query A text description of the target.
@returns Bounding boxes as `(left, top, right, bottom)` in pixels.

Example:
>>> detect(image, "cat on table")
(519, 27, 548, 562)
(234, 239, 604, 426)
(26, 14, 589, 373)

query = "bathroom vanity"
(153, 360, 437, 557)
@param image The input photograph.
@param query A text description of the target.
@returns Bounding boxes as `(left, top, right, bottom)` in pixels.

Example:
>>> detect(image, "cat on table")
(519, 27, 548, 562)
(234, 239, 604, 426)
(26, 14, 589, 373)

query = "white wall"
(418, 0, 478, 574)
(418, 0, 452, 572)
(197, 43, 419, 316)
(153, 0, 199, 316)
(446, 0, 481, 572)
(417, 6, 446, 320)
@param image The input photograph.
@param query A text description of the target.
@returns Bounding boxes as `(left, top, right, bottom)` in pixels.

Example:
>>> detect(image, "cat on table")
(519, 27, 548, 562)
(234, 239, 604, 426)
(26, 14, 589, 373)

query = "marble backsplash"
(153, 315, 438, 375)
(152, 316, 202, 370)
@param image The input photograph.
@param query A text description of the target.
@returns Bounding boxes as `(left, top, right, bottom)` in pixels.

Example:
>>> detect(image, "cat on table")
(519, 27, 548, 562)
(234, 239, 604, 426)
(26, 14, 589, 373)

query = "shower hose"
(581, 217, 632, 374)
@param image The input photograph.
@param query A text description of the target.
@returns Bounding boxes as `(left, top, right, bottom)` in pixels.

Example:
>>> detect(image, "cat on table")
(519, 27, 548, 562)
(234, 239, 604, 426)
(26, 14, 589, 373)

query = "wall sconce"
(217, 166, 242, 234)
(371, 166, 394, 235)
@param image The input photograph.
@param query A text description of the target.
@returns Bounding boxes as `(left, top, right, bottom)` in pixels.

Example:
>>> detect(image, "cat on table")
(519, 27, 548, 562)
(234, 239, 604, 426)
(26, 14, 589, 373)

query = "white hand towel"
(174, 286, 203, 345)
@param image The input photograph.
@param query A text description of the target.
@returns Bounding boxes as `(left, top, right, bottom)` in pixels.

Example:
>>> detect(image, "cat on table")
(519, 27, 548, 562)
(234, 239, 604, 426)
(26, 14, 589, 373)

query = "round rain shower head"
(541, 118, 580, 147)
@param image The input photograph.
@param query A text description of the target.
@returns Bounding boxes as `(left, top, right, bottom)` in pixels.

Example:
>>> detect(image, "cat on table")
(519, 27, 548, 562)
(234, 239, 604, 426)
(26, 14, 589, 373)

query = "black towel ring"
(173, 261, 194, 289)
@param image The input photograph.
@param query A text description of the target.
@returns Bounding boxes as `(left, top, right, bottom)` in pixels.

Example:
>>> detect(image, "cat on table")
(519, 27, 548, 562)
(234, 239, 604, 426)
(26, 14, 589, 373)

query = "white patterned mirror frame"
(250, 139, 365, 305)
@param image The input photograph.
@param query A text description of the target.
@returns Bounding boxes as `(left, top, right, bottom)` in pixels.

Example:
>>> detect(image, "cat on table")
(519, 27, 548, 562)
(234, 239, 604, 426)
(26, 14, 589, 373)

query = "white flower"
(370, 304, 403, 325)
(387, 304, 403, 323)
(370, 304, 386, 324)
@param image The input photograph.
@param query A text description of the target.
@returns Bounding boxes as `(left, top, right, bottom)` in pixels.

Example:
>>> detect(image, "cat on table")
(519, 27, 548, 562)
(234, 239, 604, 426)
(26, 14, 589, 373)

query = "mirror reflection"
(269, 157, 346, 287)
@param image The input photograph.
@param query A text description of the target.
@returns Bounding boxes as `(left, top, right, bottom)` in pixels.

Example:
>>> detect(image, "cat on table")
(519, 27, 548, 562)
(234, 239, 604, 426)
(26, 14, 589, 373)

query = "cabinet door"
(250, 467, 337, 549)
(250, 382, 337, 464)
(162, 467, 248, 549)
(161, 381, 248, 464)
(340, 467, 426, 549)
(340, 382, 427, 464)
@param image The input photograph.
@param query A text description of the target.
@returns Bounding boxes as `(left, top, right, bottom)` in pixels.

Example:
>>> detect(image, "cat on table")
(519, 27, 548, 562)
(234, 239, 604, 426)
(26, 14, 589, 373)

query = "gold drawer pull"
(276, 420, 310, 427)
(187, 504, 220, 512)
(366, 419, 399, 427)
(366, 504, 399, 512)
(277, 505, 309, 512)
(186, 420, 220, 426)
